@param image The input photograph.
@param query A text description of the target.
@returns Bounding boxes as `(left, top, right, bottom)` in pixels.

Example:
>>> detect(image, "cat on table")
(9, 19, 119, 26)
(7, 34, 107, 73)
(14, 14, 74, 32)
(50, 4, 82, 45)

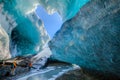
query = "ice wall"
(0, 3, 17, 37)
(10, 11, 50, 56)
(0, 0, 50, 57)
(49, 0, 120, 78)
(0, 25, 11, 60)
(0, 0, 89, 58)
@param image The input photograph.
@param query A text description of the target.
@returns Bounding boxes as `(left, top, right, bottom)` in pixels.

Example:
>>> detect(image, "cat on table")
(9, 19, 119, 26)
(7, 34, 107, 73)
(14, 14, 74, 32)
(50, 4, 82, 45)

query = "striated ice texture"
(38, 0, 89, 21)
(11, 11, 50, 56)
(0, 0, 88, 59)
(0, 0, 120, 78)
(0, 25, 11, 60)
(0, 0, 50, 57)
(49, 0, 120, 77)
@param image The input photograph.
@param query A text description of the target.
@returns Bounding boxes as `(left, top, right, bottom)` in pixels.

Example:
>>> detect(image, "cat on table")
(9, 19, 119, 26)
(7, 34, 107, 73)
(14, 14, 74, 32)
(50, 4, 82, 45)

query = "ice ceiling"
(0, 0, 89, 58)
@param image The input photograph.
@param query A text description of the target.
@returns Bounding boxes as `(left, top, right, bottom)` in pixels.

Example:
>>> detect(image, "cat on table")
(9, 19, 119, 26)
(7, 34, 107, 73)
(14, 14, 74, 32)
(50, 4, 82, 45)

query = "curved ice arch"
(38, 0, 89, 21)
(6, 0, 89, 21)
(0, 0, 89, 57)
(0, 3, 16, 36)
(0, 0, 50, 56)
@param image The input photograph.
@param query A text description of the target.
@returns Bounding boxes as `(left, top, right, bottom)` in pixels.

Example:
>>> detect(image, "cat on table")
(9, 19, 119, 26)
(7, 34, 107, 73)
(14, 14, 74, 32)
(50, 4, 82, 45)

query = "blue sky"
(36, 6, 63, 38)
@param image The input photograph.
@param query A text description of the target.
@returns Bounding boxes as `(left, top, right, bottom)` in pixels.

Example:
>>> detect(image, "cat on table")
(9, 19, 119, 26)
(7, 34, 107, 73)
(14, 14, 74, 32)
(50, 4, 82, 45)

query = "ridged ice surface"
(0, 0, 88, 59)
(0, 0, 50, 57)
(38, 0, 89, 21)
(0, 25, 11, 60)
(49, 0, 120, 77)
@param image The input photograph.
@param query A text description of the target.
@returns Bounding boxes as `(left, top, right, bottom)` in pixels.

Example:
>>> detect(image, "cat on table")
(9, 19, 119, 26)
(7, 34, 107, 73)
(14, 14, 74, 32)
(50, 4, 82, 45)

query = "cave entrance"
(35, 5, 63, 38)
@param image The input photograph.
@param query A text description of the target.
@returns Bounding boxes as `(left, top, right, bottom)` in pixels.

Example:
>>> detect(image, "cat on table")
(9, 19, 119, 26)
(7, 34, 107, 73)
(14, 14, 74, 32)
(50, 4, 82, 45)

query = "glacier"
(0, 0, 120, 79)
(10, 11, 50, 56)
(49, 0, 120, 78)
(0, 0, 50, 57)
(0, 0, 89, 58)
(38, 0, 89, 21)
(0, 25, 11, 60)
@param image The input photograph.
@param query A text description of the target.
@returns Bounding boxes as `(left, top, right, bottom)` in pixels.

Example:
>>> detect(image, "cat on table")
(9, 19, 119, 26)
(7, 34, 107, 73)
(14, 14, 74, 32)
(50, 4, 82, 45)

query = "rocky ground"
(56, 69, 97, 80)
(0, 57, 120, 80)
(56, 68, 120, 80)
(0, 58, 31, 80)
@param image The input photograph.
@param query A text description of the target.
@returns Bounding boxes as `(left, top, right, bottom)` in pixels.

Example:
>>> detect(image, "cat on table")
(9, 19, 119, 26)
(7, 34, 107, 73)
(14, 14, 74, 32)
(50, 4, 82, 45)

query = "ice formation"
(0, 0, 50, 57)
(0, 25, 11, 60)
(49, 0, 120, 77)
(0, 0, 120, 79)
(0, 0, 89, 59)
(38, 0, 89, 21)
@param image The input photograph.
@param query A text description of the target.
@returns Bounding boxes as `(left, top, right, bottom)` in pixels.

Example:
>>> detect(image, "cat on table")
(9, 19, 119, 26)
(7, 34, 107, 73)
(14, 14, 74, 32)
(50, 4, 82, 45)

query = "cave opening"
(10, 5, 63, 57)
(35, 5, 63, 39)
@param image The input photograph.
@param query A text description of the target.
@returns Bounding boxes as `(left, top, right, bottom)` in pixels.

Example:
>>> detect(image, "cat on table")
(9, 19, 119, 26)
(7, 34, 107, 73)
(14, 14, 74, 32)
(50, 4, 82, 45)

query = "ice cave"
(0, 0, 120, 80)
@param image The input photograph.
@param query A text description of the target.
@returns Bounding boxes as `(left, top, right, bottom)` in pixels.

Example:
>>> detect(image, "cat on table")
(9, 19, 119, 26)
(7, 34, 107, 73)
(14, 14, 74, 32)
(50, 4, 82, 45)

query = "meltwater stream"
(15, 47, 80, 80)
(17, 64, 78, 80)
